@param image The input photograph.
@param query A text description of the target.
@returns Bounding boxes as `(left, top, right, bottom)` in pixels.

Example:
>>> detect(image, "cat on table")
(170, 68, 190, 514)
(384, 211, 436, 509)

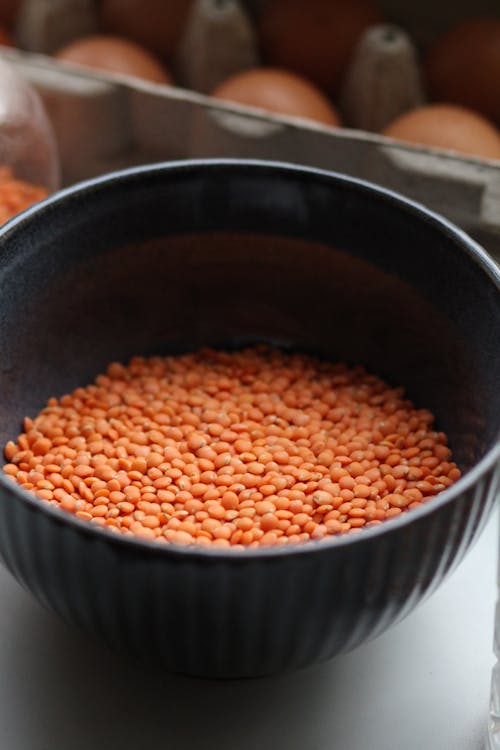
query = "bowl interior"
(0, 162, 498, 474)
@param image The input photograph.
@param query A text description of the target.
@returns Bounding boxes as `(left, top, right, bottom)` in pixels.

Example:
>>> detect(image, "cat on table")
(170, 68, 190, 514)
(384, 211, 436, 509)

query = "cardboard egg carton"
(1, 0, 500, 260)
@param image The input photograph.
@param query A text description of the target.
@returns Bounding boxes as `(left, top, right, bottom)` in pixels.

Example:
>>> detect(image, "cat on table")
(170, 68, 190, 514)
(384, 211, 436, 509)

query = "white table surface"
(0, 511, 496, 750)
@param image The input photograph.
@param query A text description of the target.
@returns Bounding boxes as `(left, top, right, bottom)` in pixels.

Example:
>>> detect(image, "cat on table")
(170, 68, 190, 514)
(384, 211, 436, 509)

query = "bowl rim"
(0, 157, 498, 560)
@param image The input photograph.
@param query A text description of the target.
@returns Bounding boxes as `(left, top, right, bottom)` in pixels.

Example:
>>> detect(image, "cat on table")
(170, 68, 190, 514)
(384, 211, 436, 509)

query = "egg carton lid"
(2, 44, 500, 262)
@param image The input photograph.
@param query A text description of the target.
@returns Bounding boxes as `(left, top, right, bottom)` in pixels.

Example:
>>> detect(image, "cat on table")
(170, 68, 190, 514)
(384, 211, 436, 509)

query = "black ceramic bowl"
(0, 160, 498, 678)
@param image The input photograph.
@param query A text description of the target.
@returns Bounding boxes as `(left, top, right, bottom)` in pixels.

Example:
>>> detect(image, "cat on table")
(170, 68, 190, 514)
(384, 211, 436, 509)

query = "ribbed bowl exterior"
(0, 462, 497, 678)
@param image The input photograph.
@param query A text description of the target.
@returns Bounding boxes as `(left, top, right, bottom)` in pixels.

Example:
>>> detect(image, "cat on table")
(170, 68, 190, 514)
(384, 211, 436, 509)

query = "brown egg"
(382, 104, 500, 160)
(0, 0, 21, 27)
(100, 0, 192, 61)
(259, 0, 383, 95)
(425, 19, 500, 126)
(54, 35, 173, 84)
(211, 68, 341, 126)
(0, 24, 12, 45)
(425, 19, 500, 125)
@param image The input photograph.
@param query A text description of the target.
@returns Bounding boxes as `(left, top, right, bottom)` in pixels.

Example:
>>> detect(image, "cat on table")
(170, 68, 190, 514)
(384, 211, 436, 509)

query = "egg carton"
(1, 0, 500, 261)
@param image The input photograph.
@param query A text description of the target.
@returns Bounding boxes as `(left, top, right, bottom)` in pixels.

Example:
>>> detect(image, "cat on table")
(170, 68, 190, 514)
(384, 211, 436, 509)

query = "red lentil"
(0, 166, 48, 225)
(3, 346, 461, 547)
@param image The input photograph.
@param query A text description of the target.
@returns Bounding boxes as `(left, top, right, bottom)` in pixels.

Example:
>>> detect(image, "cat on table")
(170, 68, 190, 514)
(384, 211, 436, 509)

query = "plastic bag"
(0, 55, 59, 224)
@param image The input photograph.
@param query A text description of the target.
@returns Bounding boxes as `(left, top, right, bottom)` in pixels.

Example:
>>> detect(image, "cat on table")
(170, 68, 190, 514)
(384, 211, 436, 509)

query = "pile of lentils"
(3, 346, 461, 548)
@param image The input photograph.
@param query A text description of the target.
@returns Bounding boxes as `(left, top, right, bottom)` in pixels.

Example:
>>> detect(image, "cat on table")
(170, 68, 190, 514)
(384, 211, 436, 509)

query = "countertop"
(0, 512, 496, 750)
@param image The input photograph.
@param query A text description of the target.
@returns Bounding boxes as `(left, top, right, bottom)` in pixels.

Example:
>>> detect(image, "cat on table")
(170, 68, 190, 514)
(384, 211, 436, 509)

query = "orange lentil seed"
(3, 347, 461, 546)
